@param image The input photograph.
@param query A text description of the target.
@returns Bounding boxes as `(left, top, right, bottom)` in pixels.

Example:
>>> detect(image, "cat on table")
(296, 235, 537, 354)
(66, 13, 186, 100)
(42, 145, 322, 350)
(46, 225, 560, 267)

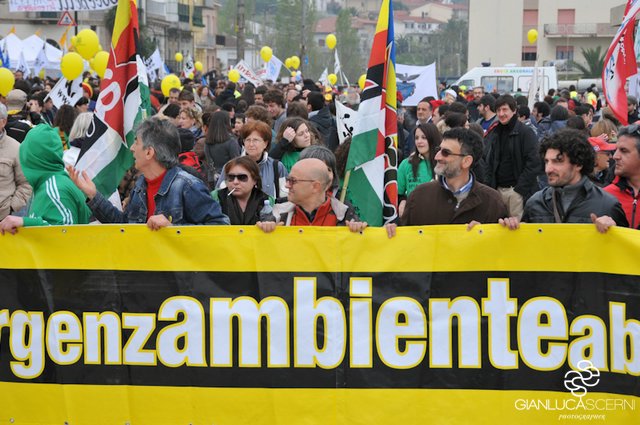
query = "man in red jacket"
(604, 125, 640, 229)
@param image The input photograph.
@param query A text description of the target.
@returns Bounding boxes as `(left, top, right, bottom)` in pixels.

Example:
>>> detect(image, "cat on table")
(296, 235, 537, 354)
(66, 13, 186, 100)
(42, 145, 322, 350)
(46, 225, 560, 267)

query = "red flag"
(602, 0, 640, 125)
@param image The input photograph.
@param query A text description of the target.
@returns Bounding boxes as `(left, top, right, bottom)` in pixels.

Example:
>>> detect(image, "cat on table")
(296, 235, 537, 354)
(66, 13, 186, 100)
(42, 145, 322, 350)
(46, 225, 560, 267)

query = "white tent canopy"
(0, 33, 62, 72)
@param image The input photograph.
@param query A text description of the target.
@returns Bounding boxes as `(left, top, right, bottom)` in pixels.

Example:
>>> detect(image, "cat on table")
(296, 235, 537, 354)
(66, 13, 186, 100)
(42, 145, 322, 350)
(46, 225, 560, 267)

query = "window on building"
(319, 38, 325, 47)
(556, 46, 574, 60)
(558, 9, 575, 25)
(522, 46, 537, 61)
(523, 9, 538, 26)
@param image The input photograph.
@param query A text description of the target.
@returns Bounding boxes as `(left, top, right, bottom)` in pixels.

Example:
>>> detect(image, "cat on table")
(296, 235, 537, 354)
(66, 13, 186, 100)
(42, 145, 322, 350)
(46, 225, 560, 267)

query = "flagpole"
(339, 171, 351, 203)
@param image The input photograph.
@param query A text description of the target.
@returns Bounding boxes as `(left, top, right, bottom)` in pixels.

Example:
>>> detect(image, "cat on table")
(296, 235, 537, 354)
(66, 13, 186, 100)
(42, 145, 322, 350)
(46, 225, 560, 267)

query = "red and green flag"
(343, 0, 398, 226)
(75, 0, 150, 197)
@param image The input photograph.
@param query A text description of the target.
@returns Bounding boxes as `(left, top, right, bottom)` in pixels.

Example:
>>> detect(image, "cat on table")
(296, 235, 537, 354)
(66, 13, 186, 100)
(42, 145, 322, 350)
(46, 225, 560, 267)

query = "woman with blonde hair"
(177, 106, 204, 139)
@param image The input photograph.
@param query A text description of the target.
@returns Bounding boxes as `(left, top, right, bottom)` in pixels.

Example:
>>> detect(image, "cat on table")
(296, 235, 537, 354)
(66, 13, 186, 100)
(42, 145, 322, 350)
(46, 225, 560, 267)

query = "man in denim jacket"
(68, 117, 229, 229)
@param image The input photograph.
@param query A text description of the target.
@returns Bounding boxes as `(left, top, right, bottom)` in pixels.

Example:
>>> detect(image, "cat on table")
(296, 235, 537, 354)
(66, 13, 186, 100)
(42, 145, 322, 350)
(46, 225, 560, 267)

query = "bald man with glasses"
(257, 158, 366, 232)
(386, 128, 508, 237)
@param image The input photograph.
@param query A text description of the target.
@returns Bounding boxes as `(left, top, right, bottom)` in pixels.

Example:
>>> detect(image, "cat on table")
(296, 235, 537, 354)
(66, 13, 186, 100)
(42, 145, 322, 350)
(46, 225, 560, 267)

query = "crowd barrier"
(0, 224, 638, 424)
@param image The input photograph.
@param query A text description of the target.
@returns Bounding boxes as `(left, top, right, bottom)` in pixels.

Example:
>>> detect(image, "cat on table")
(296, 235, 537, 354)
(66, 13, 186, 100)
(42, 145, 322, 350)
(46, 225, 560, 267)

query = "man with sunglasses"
(604, 125, 640, 229)
(257, 158, 366, 232)
(68, 117, 229, 229)
(385, 128, 508, 237)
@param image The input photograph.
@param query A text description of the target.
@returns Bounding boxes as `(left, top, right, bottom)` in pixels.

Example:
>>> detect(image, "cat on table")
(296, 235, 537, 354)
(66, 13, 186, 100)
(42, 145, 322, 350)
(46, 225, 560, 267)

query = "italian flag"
(75, 0, 150, 197)
(343, 0, 398, 227)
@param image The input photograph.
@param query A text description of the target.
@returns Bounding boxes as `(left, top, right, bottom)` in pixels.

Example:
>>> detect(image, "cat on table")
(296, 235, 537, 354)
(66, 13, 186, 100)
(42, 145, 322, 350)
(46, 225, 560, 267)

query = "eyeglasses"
(435, 146, 468, 157)
(285, 177, 315, 185)
(226, 173, 249, 182)
(243, 138, 264, 145)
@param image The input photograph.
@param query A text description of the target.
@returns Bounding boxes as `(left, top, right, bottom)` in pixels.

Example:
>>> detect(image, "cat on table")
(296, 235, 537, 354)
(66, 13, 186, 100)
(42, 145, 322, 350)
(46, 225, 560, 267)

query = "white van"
(455, 66, 558, 96)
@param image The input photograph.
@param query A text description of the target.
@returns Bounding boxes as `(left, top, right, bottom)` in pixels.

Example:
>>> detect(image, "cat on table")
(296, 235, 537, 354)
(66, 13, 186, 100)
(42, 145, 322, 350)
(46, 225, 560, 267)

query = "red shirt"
(145, 170, 167, 220)
(290, 197, 338, 226)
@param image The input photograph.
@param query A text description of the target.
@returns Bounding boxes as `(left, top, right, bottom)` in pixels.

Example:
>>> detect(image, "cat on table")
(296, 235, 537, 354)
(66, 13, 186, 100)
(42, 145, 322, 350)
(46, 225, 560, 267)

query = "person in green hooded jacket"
(0, 124, 91, 234)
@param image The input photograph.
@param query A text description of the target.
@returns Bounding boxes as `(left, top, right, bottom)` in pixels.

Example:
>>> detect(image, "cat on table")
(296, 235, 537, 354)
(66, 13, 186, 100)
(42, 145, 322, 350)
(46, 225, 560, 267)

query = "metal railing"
(544, 23, 617, 37)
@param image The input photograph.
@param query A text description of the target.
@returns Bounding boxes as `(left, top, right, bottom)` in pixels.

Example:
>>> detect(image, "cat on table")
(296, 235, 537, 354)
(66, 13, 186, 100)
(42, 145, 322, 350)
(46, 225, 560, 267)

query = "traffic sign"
(58, 11, 77, 27)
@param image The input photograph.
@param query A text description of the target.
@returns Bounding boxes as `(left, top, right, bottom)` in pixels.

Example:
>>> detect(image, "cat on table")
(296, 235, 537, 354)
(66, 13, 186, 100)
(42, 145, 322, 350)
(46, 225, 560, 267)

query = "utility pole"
(300, 0, 306, 74)
(237, 0, 245, 65)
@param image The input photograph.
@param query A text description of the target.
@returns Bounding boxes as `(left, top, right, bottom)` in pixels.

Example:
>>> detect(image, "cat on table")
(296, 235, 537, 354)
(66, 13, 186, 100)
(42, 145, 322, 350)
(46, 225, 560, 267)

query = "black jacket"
(309, 106, 339, 151)
(484, 116, 541, 200)
(522, 177, 628, 226)
(6, 113, 33, 143)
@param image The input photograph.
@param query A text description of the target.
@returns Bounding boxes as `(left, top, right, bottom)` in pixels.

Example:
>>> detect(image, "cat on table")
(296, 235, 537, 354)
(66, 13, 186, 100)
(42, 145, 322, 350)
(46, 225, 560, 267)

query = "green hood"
(19, 124, 65, 189)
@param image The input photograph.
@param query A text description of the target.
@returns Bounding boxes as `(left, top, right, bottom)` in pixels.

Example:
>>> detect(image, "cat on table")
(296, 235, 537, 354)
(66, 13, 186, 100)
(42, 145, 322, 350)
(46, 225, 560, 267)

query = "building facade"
(468, 0, 622, 71)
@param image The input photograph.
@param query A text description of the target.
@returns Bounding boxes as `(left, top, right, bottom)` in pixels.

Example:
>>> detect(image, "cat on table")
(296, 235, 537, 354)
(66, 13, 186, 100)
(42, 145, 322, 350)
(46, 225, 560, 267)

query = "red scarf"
(145, 170, 167, 220)
(290, 198, 338, 226)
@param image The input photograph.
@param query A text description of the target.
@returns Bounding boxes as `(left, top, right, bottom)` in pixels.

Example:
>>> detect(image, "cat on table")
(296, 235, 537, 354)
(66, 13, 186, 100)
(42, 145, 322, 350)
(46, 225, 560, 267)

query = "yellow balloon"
(161, 74, 181, 97)
(175, 52, 183, 62)
(93, 51, 109, 78)
(291, 56, 300, 70)
(75, 29, 100, 60)
(358, 74, 366, 90)
(228, 69, 240, 83)
(195, 61, 203, 72)
(328, 73, 337, 86)
(284, 57, 293, 69)
(0, 68, 15, 97)
(71, 36, 78, 47)
(61, 52, 84, 81)
(527, 29, 538, 45)
(187, 72, 194, 79)
(260, 46, 273, 63)
(291, 71, 297, 78)
(326, 34, 337, 50)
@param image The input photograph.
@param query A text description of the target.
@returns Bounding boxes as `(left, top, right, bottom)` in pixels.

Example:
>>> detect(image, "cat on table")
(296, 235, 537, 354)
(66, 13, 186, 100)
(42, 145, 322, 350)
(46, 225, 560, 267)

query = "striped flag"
(602, 0, 640, 125)
(342, 0, 398, 227)
(75, 0, 148, 197)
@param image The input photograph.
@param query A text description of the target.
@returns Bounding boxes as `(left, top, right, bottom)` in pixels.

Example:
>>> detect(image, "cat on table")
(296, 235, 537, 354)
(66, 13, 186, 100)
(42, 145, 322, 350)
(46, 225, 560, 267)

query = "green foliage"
(570, 46, 605, 78)
(274, 0, 320, 78)
(395, 19, 468, 77)
(335, 9, 364, 83)
(392, 0, 408, 11)
(219, 0, 256, 35)
(104, 6, 155, 58)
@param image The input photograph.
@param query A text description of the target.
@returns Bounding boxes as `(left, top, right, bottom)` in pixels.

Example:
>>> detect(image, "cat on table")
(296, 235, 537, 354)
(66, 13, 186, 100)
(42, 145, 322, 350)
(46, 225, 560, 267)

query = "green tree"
(274, 0, 320, 78)
(433, 19, 468, 76)
(104, 7, 155, 58)
(334, 9, 364, 83)
(571, 46, 605, 78)
(219, 0, 256, 35)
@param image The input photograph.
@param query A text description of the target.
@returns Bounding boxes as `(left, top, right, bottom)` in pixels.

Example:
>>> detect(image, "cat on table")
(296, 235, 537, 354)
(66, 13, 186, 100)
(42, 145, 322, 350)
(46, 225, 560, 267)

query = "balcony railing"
(544, 23, 617, 38)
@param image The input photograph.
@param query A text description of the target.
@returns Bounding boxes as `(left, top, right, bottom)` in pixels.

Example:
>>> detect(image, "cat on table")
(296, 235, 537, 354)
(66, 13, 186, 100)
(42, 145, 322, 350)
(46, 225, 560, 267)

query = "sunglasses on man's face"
(435, 146, 468, 157)
(226, 174, 249, 182)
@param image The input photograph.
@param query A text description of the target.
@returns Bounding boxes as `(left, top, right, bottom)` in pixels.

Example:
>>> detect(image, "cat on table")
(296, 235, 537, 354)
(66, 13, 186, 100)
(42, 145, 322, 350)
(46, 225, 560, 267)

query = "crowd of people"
(0, 69, 638, 236)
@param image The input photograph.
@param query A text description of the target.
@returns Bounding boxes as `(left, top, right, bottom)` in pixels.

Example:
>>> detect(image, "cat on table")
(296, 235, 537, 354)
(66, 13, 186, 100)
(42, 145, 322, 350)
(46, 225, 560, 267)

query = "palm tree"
(571, 46, 605, 78)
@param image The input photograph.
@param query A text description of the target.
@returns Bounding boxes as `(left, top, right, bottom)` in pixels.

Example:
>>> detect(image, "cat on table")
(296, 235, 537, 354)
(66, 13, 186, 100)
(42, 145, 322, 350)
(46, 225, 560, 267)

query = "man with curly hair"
(500, 128, 627, 233)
